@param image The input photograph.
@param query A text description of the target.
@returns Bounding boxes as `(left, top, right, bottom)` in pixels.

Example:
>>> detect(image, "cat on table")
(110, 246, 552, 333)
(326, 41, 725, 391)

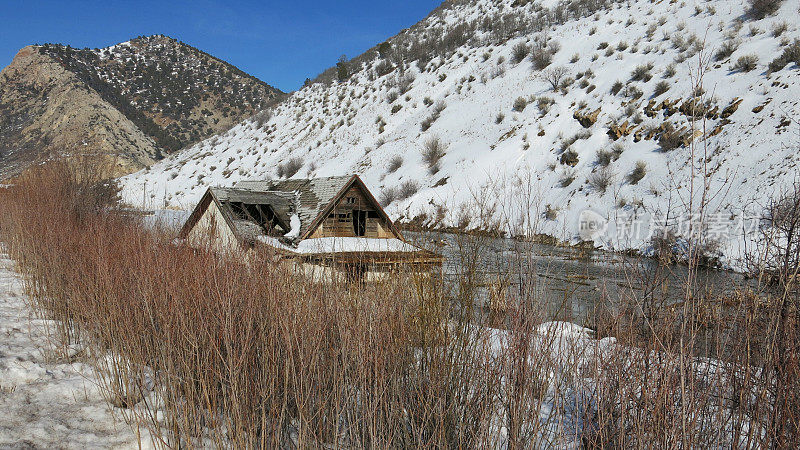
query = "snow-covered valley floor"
(0, 254, 152, 449)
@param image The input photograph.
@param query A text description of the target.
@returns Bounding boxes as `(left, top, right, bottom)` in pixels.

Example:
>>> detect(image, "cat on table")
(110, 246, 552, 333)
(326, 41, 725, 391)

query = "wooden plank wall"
(310, 186, 394, 238)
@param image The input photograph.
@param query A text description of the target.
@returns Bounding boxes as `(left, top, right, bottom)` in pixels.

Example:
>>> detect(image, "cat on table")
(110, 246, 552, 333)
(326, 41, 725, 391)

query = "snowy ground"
(0, 253, 153, 449)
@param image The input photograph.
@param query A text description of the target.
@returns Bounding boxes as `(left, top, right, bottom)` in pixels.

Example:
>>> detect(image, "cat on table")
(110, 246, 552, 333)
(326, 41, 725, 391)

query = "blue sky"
(1, 0, 441, 92)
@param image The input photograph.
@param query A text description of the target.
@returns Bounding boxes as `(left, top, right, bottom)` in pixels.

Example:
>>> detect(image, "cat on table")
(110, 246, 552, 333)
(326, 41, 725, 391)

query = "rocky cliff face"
(0, 36, 283, 179)
(0, 46, 158, 177)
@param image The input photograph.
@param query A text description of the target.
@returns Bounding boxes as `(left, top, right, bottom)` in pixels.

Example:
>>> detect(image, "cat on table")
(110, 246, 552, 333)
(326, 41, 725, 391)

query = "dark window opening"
(353, 210, 367, 236)
(366, 210, 380, 219)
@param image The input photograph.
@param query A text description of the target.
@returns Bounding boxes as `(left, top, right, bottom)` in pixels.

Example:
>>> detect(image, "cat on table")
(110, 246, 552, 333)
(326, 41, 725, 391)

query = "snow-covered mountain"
(121, 0, 800, 263)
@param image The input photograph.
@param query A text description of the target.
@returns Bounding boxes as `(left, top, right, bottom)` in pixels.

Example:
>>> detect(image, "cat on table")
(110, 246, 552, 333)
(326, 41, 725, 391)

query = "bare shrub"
(587, 166, 615, 193)
(772, 21, 789, 37)
(421, 101, 446, 131)
(630, 63, 654, 82)
(397, 72, 415, 94)
(769, 39, 800, 72)
(397, 180, 419, 200)
(561, 129, 592, 153)
(541, 66, 568, 91)
(277, 156, 303, 178)
(387, 155, 403, 173)
(421, 116, 435, 131)
(529, 43, 553, 70)
(544, 204, 558, 219)
(422, 136, 446, 168)
(379, 186, 398, 205)
(610, 80, 623, 95)
(653, 80, 671, 97)
(750, 180, 800, 282)
(252, 109, 272, 128)
(513, 97, 528, 112)
(748, 0, 785, 19)
(733, 54, 759, 72)
(623, 84, 643, 99)
(626, 160, 647, 184)
(714, 38, 740, 61)
(375, 59, 394, 77)
(432, 100, 446, 116)
(559, 170, 576, 187)
(511, 42, 530, 64)
(537, 96, 554, 115)
(595, 149, 613, 167)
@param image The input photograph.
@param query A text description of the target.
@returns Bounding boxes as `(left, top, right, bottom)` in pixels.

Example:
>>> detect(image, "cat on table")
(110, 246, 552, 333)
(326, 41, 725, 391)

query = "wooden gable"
(305, 177, 399, 240)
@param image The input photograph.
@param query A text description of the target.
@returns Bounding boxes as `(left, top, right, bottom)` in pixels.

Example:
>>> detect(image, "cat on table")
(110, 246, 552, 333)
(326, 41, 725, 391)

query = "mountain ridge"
(0, 35, 284, 178)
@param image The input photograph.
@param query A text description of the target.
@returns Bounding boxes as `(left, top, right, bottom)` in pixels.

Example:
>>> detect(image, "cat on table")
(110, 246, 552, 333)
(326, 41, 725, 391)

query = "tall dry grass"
(0, 162, 798, 448)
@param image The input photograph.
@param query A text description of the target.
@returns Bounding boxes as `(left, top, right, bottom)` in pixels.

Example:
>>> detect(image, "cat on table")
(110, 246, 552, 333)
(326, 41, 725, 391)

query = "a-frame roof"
(235, 175, 401, 240)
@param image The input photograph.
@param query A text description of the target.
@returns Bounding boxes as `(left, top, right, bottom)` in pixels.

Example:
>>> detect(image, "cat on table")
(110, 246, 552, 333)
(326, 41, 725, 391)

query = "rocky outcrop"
(607, 120, 637, 140)
(721, 98, 743, 119)
(752, 99, 771, 113)
(573, 107, 601, 127)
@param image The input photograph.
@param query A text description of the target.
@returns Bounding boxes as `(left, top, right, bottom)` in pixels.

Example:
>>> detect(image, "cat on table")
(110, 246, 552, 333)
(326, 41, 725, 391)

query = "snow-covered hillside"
(121, 0, 800, 264)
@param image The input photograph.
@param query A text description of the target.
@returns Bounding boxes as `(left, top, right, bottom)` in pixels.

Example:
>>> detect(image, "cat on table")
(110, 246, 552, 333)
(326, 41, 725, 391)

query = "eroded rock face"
(721, 98, 744, 119)
(603, 92, 744, 151)
(573, 107, 601, 128)
(607, 120, 637, 140)
(0, 46, 159, 178)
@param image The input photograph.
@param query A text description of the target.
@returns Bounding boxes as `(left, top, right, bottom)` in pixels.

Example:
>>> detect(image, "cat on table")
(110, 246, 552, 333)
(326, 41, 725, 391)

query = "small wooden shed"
(179, 175, 441, 279)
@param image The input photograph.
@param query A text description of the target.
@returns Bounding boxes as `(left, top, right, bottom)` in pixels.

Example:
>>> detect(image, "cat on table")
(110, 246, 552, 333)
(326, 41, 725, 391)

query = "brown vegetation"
(0, 162, 799, 447)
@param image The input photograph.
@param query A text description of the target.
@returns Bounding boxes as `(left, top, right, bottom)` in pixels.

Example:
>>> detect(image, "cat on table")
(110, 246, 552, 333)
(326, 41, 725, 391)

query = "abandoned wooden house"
(178, 175, 441, 279)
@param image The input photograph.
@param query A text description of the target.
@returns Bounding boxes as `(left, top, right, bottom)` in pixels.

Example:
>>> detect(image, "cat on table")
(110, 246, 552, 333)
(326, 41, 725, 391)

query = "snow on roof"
(294, 237, 420, 254)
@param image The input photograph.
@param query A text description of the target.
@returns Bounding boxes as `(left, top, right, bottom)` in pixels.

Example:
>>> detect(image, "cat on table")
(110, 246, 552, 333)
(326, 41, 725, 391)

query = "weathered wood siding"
(309, 185, 394, 239)
(187, 200, 240, 251)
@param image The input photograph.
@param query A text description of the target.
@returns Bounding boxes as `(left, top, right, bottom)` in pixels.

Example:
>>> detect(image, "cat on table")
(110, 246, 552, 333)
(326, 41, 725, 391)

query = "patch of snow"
(255, 235, 294, 251)
(0, 252, 153, 449)
(283, 213, 301, 238)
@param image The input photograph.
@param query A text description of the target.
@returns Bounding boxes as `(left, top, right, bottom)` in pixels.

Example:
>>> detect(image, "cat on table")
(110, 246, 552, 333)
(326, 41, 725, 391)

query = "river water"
(409, 232, 755, 325)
